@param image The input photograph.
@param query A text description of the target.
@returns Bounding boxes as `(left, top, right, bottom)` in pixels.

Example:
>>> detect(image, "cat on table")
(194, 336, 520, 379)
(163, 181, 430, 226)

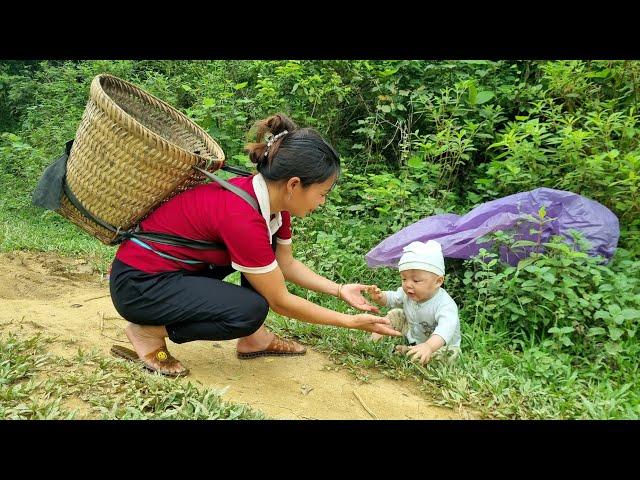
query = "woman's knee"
(236, 294, 269, 336)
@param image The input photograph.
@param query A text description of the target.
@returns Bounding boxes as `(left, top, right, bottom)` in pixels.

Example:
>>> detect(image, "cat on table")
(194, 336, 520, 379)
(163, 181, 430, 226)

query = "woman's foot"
(236, 325, 306, 358)
(124, 323, 188, 376)
(236, 325, 275, 353)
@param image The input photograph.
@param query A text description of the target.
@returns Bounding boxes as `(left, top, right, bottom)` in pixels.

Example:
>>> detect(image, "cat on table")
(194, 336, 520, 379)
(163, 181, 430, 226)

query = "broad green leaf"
(608, 304, 622, 316)
(467, 84, 478, 104)
(476, 91, 495, 104)
(621, 309, 640, 320)
(234, 82, 248, 90)
(517, 257, 537, 270)
(541, 272, 556, 284)
(549, 326, 574, 334)
(604, 342, 623, 355)
(612, 314, 626, 325)
(511, 240, 538, 248)
(345, 205, 364, 211)
(561, 336, 574, 346)
(539, 290, 555, 301)
(378, 68, 399, 77)
(608, 326, 624, 341)
(407, 156, 424, 168)
(586, 69, 611, 78)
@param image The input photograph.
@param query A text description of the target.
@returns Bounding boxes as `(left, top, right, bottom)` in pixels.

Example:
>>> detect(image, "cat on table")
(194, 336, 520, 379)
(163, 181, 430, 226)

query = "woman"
(109, 113, 400, 377)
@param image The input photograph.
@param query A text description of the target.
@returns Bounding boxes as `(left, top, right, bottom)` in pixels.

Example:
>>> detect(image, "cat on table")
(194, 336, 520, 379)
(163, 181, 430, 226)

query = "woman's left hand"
(339, 283, 380, 313)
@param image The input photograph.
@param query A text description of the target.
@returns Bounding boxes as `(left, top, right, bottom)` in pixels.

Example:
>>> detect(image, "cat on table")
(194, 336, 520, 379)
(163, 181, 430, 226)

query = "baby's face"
(400, 269, 443, 303)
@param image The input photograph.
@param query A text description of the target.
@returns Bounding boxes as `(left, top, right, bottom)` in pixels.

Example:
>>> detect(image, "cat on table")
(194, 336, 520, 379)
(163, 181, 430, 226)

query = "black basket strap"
(62, 178, 119, 235)
(120, 227, 226, 250)
(221, 164, 252, 177)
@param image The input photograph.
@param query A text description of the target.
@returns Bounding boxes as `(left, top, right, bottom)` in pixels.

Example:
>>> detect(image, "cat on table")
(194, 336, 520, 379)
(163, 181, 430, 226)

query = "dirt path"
(0, 251, 473, 420)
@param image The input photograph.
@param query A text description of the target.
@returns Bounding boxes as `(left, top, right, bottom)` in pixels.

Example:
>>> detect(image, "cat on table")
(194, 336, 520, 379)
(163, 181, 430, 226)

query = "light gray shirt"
(384, 287, 461, 347)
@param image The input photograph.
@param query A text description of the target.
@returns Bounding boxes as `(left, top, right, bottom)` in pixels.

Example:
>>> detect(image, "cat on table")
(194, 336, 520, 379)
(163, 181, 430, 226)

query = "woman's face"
(288, 175, 337, 217)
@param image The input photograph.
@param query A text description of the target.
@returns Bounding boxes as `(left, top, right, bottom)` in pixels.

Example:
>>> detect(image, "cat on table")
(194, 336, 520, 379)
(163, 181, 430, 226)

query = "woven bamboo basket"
(58, 73, 225, 245)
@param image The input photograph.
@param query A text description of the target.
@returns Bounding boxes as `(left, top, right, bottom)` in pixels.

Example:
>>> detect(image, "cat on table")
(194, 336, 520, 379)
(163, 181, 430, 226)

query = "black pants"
(109, 258, 269, 344)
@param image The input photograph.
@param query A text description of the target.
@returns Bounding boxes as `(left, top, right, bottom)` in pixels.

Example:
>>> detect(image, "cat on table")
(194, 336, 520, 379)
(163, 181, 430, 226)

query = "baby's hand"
(404, 343, 434, 365)
(370, 332, 384, 342)
(365, 285, 385, 305)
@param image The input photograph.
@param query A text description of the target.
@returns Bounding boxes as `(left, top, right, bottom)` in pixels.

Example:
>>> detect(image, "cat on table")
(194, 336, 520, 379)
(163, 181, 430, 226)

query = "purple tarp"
(365, 188, 620, 267)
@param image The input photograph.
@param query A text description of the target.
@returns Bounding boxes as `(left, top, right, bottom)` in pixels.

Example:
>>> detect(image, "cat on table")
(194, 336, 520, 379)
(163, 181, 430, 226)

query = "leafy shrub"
(461, 234, 639, 366)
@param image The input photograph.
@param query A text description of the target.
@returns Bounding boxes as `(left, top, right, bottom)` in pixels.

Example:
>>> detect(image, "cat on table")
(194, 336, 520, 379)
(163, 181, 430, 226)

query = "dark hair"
(244, 113, 341, 187)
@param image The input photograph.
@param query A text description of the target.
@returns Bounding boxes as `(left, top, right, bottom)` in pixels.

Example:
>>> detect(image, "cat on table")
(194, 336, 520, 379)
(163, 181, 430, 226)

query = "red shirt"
(115, 174, 292, 274)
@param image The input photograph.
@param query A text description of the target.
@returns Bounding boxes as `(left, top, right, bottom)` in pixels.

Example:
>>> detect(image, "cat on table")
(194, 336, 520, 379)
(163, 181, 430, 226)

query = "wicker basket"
(58, 73, 225, 245)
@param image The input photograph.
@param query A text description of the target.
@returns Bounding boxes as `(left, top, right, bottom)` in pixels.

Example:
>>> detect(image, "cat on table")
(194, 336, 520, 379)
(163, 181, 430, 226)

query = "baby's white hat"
(398, 240, 445, 276)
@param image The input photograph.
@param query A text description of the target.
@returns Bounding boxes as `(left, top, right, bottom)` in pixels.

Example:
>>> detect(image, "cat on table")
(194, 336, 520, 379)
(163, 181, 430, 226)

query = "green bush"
(461, 236, 639, 362)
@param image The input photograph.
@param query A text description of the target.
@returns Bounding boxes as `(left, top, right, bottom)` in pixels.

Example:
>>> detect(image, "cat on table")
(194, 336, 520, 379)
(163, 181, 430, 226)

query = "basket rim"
(89, 73, 225, 168)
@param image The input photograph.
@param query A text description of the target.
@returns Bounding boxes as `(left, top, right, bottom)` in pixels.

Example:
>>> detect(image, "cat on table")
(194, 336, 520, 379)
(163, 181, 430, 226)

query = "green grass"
(0, 333, 266, 420)
(0, 199, 116, 274)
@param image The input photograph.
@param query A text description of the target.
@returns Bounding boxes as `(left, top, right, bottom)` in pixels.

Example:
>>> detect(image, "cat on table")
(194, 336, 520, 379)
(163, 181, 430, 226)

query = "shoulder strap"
(193, 166, 260, 212)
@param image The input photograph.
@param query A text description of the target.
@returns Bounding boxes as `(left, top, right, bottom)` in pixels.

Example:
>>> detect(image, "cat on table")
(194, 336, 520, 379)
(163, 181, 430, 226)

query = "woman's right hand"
(348, 313, 403, 337)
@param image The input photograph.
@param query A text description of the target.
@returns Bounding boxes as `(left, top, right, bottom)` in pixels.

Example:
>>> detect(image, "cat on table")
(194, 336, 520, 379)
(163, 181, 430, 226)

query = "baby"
(367, 240, 461, 365)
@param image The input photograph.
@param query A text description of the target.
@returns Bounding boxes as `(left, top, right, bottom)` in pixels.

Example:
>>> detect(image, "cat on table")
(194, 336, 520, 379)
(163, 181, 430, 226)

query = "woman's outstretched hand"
(348, 314, 402, 336)
(340, 283, 380, 313)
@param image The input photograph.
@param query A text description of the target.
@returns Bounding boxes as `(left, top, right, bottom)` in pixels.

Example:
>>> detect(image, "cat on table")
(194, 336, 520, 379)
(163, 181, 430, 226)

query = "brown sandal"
(110, 345, 190, 377)
(236, 334, 307, 359)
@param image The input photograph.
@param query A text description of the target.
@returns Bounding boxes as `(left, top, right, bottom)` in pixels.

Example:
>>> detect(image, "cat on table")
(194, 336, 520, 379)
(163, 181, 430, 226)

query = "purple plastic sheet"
(365, 188, 620, 267)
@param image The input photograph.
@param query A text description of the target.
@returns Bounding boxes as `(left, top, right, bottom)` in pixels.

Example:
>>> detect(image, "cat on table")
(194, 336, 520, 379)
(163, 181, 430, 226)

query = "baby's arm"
(431, 302, 458, 350)
(366, 286, 388, 342)
(368, 286, 406, 342)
